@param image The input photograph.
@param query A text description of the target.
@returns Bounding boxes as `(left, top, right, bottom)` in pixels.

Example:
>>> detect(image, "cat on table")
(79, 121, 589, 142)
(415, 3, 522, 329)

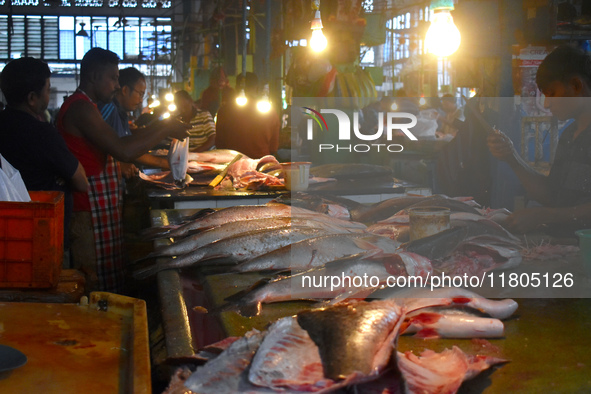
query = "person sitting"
(216, 72, 280, 159)
(99, 67, 169, 177)
(56, 47, 189, 293)
(487, 44, 591, 234)
(174, 89, 216, 152)
(0, 57, 88, 251)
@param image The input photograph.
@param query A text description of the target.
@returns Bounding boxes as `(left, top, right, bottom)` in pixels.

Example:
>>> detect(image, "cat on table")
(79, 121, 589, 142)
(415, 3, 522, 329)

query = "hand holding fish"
(487, 130, 517, 162)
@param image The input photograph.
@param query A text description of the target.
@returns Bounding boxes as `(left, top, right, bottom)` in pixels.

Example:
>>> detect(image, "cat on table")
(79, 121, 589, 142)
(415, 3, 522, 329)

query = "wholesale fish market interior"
(1, 0, 591, 393)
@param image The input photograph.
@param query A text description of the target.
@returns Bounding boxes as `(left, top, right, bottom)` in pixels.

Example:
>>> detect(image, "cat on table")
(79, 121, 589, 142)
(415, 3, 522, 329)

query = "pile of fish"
(138, 193, 525, 314)
(163, 287, 517, 394)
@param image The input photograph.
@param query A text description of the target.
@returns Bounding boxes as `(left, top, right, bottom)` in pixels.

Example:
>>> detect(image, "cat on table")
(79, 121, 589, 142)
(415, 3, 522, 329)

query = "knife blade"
(208, 153, 244, 187)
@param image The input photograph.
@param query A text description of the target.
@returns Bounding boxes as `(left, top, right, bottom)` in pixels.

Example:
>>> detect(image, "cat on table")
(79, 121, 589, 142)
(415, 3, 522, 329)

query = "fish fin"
(133, 263, 164, 280)
(414, 328, 440, 339)
(352, 238, 384, 256)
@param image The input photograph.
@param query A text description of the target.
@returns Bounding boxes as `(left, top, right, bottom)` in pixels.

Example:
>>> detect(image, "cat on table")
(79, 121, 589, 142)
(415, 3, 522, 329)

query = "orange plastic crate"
(0, 191, 64, 288)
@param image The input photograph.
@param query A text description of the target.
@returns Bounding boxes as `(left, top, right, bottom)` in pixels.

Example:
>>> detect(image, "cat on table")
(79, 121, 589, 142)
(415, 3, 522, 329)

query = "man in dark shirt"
(488, 45, 591, 234)
(0, 57, 88, 245)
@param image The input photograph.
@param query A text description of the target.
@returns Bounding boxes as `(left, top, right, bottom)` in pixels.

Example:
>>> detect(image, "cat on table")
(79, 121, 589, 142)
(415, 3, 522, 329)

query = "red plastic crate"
(0, 191, 64, 288)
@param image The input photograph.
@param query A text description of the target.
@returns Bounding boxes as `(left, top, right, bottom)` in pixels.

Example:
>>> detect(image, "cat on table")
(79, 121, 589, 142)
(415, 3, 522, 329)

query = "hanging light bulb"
(310, 10, 327, 52)
(236, 89, 247, 106)
(165, 92, 174, 102)
(257, 84, 271, 113)
(149, 99, 161, 108)
(425, 0, 461, 57)
(167, 103, 177, 112)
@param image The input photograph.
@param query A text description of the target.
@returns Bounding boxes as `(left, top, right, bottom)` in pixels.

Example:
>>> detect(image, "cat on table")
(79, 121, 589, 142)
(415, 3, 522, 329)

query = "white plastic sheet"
(0, 155, 31, 202)
(168, 137, 189, 183)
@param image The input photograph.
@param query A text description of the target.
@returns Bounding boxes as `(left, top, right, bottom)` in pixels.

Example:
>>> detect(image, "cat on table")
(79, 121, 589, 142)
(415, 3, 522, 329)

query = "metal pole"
(241, 0, 248, 81)
(265, 0, 271, 83)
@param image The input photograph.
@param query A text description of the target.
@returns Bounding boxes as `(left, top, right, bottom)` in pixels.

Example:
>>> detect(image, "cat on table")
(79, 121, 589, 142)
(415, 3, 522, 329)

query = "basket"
(0, 191, 64, 288)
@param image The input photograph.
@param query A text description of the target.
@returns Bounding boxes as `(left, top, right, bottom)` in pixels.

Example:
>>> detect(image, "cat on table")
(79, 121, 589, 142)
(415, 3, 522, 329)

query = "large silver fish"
(161, 204, 366, 239)
(234, 233, 401, 273)
(134, 227, 332, 279)
(147, 217, 362, 259)
(223, 253, 427, 317)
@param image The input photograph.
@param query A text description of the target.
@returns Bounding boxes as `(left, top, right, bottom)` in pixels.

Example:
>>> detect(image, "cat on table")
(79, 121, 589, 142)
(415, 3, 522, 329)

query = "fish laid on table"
(134, 226, 333, 279)
(224, 253, 431, 317)
(181, 329, 276, 394)
(402, 309, 505, 339)
(147, 216, 363, 259)
(390, 287, 518, 320)
(396, 346, 507, 394)
(351, 195, 435, 223)
(271, 192, 363, 220)
(188, 149, 247, 164)
(159, 204, 366, 239)
(234, 233, 401, 273)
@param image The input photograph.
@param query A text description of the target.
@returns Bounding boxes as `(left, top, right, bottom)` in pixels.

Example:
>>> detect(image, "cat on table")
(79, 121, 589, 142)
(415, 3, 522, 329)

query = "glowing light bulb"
(168, 103, 177, 112)
(390, 102, 398, 111)
(236, 89, 247, 106)
(257, 98, 271, 113)
(149, 99, 161, 108)
(165, 92, 174, 102)
(425, 10, 461, 57)
(419, 97, 427, 106)
(160, 112, 170, 120)
(310, 29, 327, 52)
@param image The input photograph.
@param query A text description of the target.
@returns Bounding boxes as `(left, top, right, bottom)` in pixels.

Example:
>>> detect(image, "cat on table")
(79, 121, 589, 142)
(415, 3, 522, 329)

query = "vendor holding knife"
(488, 44, 591, 234)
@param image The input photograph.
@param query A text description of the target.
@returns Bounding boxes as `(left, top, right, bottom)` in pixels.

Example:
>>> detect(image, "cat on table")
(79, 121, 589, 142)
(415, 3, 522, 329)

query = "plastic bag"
(0, 155, 31, 202)
(168, 137, 189, 185)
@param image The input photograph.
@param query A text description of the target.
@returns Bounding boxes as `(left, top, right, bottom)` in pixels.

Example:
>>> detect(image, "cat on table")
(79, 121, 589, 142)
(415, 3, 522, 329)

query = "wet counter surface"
(152, 209, 591, 393)
(0, 292, 151, 394)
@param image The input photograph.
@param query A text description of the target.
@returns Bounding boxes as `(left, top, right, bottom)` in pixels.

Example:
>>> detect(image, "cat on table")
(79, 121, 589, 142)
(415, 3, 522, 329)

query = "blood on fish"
(414, 328, 440, 339)
(452, 296, 471, 304)
(409, 312, 442, 324)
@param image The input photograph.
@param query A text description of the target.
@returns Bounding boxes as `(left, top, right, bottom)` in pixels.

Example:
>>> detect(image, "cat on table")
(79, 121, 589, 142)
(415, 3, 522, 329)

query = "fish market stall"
(139, 150, 415, 209)
(141, 194, 591, 393)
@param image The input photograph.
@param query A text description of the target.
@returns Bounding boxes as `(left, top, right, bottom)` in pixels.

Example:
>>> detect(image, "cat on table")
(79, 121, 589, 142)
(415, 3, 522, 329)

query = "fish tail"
(129, 253, 158, 265)
(133, 263, 163, 280)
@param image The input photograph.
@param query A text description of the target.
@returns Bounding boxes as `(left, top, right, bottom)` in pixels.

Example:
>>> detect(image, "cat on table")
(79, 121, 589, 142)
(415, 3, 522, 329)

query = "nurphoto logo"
(302, 107, 418, 153)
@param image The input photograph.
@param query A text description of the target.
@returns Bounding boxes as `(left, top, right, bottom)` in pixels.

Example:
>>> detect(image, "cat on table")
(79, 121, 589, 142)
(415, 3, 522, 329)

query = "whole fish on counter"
(223, 253, 431, 317)
(134, 226, 334, 279)
(271, 192, 363, 220)
(158, 204, 366, 239)
(146, 216, 363, 259)
(234, 233, 401, 273)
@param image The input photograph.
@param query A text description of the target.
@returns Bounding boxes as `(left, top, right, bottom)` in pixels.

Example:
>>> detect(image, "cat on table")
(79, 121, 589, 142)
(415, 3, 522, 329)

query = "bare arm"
(64, 100, 189, 163)
(134, 154, 170, 169)
(191, 134, 216, 153)
(487, 130, 554, 206)
(70, 162, 89, 192)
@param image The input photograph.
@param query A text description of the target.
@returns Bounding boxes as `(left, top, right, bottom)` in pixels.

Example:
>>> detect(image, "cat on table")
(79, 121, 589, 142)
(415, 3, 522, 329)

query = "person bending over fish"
(488, 45, 591, 235)
(56, 48, 189, 293)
